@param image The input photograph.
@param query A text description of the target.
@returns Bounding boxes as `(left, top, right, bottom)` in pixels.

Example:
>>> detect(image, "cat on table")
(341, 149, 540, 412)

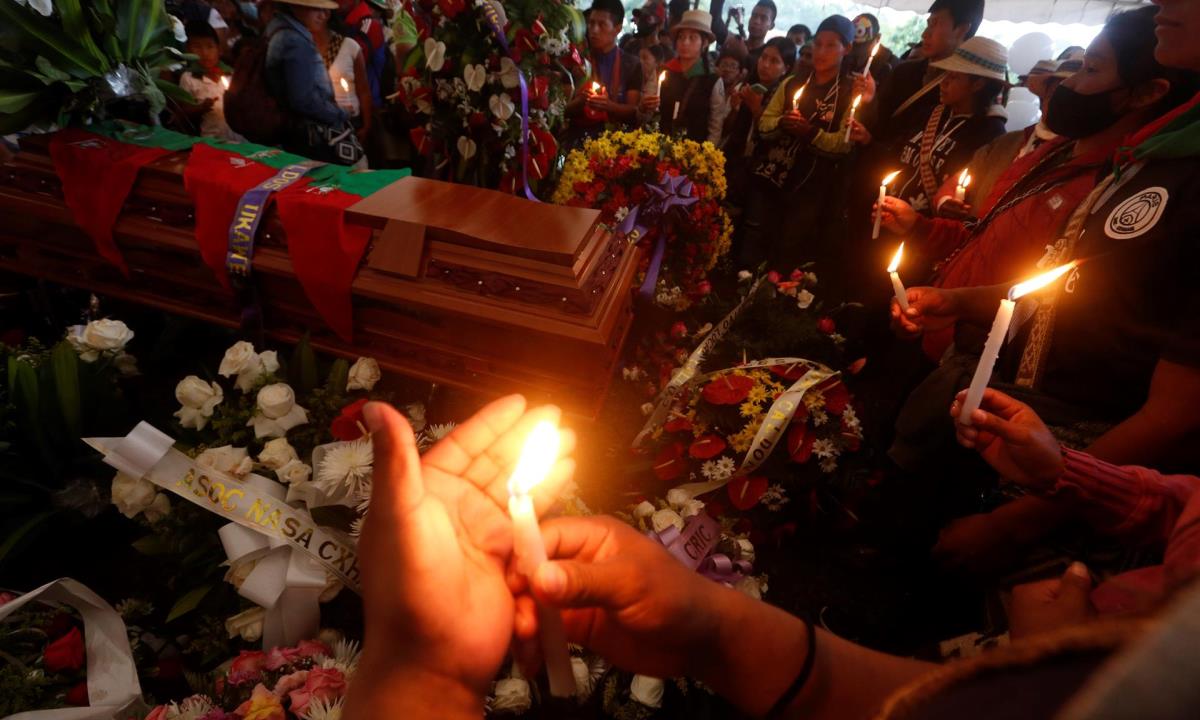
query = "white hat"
(670, 10, 715, 43)
(931, 37, 1009, 83)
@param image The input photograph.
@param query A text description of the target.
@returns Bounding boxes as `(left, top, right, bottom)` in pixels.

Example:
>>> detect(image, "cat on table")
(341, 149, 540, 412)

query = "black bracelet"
(766, 615, 817, 719)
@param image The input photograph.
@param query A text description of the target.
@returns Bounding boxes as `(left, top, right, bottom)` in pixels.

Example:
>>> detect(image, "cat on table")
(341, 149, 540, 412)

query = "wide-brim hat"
(670, 10, 714, 43)
(1017, 59, 1057, 85)
(1053, 58, 1083, 79)
(275, 0, 339, 10)
(930, 36, 1009, 82)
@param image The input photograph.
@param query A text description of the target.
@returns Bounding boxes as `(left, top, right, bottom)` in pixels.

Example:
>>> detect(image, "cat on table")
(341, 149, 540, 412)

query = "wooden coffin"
(0, 135, 638, 417)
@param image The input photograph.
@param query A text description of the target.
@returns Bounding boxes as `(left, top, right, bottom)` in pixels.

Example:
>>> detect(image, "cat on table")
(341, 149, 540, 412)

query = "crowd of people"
(147, 0, 1200, 716)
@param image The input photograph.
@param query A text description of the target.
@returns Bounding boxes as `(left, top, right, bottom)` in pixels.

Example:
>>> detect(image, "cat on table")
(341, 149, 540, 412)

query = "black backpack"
(224, 32, 287, 145)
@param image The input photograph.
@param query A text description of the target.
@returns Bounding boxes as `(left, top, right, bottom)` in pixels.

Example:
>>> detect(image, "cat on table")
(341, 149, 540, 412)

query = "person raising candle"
(640, 9, 718, 141)
(567, 0, 643, 136)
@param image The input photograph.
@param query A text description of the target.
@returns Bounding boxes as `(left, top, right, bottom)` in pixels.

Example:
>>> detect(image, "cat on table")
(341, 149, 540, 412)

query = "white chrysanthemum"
(842, 406, 861, 432)
(349, 516, 365, 539)
(301, 697, 344, 720)
(316, 438, 374, 497)
(812, 438, 838, 460)
(819, 456, 838, 473)
(701, 456, 736, 481)
(426, 422, 456, 441)
(761, 484, 790, 512)
(811, 409, 829, 427)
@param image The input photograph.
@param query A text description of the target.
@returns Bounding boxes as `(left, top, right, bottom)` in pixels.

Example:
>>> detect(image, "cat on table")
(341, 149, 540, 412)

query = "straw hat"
(275, 0, 339, 10)
(1018, 59, 1057, 85)
(670, 10, 714, 43)
(930, 36, 1009, 82)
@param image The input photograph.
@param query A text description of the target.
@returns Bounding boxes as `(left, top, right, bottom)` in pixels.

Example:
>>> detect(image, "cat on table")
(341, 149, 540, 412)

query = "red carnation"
(43, 626, 84, 673)
(652, 442, 688, 482)
(331, 398, 370, 441)
(701, 374, 754, 405)
(787, 423, 815, 463)
(688, 434, 727, 459)
(817, 317, 836, 334)
(669, 321, 688, 339)
(727, 476, 768, 510)
(766, 270, 781, 284)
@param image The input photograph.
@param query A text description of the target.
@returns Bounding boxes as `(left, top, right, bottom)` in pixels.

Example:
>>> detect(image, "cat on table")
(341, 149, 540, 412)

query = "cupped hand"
(781, 111, 811, 136)
(848, 118, 872, 145)
(951, 388, 1063, 491)
(640, 94, 661, 114)
(937, 197, 974, 220)
(890, 286, 959, 340)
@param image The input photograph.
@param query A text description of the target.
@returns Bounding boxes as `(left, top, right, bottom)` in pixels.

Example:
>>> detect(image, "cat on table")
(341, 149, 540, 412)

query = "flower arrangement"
(393, 0, 586, 192)
(552, 129, 734, 309)
(144, 635, 360, 720)
(0, 595, 90, 714)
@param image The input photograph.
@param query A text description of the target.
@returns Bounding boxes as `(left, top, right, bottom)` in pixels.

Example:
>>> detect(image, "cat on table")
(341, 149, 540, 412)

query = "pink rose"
(288, 667, 346, 716)
(272, 669, 309, 697)
(264, 646, 300, 671)
(294, 639, 330, 659)
(229, 650, 267, 685)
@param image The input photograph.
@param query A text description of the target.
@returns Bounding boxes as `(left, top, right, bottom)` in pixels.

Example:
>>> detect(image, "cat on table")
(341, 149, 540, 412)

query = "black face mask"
(1044, 83, 1127, 139)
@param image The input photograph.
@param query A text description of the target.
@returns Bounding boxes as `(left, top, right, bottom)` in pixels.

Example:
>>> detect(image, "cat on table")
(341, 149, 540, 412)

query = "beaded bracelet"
(767, 615, 817, 718)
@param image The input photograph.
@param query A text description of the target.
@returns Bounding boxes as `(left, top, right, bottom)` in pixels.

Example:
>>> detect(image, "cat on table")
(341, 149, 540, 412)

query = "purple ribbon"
(698, 554, 753, 584)
(225, 160, 322, 277)
(479, 1, 538, 202)
(615, 173, 699, 300)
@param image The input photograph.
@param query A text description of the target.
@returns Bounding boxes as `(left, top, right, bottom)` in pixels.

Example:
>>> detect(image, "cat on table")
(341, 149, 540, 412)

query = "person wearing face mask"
(887, 2, 1200, 580)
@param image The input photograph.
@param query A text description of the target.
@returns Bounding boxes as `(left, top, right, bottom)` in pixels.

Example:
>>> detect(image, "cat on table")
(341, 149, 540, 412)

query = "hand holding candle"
(959, 262, 1078, 425)
(845, 94, 862, 142)
(887, 243, 909, 311)
(791, 83, 806, 112)
(862, 38, 882, 77)
(874, 170, 900, 240)
(656, 70, 667, 97)
(508, 421, 576, 697)
(220, 75, 230, 91)
(955, 168, 972, 203)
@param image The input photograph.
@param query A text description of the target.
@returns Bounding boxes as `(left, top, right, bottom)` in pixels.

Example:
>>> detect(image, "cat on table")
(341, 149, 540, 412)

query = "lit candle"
(339, 77, 350, 93)
(220, 75, 230, 90)
(862, 38, 882, 77)
(874, 170, 900, 240)
(507, 421, 575, 697)
(590, 80, 602, 97)
(887, 243, 908, 311)
(959, 262, 1078, 425)
(844, 94, 862, 143)
(791, 83, 806, 112)
(656, 70, 667, 96)
(955, 169, 971, 203)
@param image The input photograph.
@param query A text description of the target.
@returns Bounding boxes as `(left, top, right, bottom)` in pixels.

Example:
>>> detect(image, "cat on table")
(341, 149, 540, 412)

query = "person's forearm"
(1087, 407, 1188, 467)
(946, 283, 1009, 325)
(343, 661, 484, 719)
(696, 585, 932, 719)
(608, 101, 640, 122)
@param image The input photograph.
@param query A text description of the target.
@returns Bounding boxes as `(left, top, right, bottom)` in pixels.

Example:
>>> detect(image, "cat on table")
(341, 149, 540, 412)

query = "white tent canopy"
(868, 0, 1150, 26)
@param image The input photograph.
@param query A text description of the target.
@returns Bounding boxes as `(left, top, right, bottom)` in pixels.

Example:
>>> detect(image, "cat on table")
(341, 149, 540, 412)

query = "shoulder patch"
(1105, 186, 1169, 240)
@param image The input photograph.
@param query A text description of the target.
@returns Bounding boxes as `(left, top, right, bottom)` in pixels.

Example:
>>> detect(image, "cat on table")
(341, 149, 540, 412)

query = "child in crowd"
(179, 22, 246, 142)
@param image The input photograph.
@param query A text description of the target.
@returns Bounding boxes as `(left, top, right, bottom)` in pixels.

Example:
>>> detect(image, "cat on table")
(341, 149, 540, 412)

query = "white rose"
(225, 607, 265, 643)
(630, 675, 664, 708)
(176, 376, 223, 412)
(632, 500, 656, 520)
(143, 493, 171, 523)
(737, 270, 753, 280)
(736, 537, 756, 564)
(65, 326, 99, 362)
(258, 437, 298, 470)
(260, 351, 280, 374)
(111, 472, 159, 519)
(651, 508, 684, 534)
(464, 63, 487, 92)
(196, 445, 253, 478)
(219, 341, 258, 377)
(277, 459, 312, 485)
(797, 289, 815, 309)
(734, 574, 768, 600)
(346, 357, 381, 392)
(680, 498, 705, 518)
(666, 488, 691, 508)
(82, 318, 134, 351)
(257, 383, 295, 419)
(491, 677, 532, 714)
(405, 403, 427, 433)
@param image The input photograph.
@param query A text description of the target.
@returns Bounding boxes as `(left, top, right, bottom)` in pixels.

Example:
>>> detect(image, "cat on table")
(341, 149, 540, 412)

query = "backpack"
(224, 32, 286, 145)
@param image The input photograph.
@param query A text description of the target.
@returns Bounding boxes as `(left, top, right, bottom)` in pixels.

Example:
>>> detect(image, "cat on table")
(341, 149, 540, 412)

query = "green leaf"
(0, 89, 42, 114)
(50, 342, 81, 437)
(131, 534, 169, 556)
(34, 56, 70, 82)
(0, 510, 56, 568)
(154, 76, 195, 105)
(326, 358, 349, 395)
(166, 584, 213, 622)
(7, 357, 38, 430)
(291, 334, 318, 394)
(55, 0, 108, 68)
(0, 1, 106, 76)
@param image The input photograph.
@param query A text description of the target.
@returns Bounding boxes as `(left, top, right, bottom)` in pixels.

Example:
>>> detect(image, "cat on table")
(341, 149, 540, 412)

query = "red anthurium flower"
(531, 15, 548, 36)
(529, 76, 550, 109)
(823, 382, 851, 415)
(331, 398, 370, 441)
(437, 0, 466, 19)
(44, 626, 85, 673)
(409, 126, 433, 156)
(664, 414, 693, 433)
(515, 29, 538, 53)
(788, 422, 815, 463)
(769, 363, 809, 381)
(701, 374, 754, 405)
(727, 475, 768, 510)
(652, 442, 688, 482)
(688, 434, 727, 459)
(530, 125, 557, 158)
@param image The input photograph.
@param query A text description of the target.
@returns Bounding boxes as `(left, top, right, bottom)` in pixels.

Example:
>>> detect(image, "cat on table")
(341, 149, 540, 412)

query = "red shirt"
(343, 0, 385, 55)
(1049, 449, 1200, 614)
(915, 138, 1113, 360)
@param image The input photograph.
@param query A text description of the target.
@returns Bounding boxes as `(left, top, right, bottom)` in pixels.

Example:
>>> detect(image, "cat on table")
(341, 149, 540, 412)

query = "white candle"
(656, 70, 667, 96)
(791, 84, 806, 112)
(959, 261, 1079, 425)
(874, 170, 900, 240)
(507, 421, 575, 697)
(220, 75, 230, 90)
(862, 39, 882, 77)
(844, 94, 862, 143)
(954, 169, 971, 203)
(673, 101, 680, 120)
(887, 243, 908, 311)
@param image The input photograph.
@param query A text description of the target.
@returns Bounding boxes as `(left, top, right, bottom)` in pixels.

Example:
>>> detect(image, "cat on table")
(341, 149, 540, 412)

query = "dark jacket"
(265, 12, 347, 127)
(660, 58, 719, 142)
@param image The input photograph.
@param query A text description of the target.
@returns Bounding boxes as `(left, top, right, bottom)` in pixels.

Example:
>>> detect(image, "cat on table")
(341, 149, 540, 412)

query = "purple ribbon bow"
(650, 512, 752, 585)
(616, 172, 699, 300)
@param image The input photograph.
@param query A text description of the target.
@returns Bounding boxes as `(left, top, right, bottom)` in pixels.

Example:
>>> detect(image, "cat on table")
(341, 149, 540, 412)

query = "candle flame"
(957, 168, 971, 189)
(851, 94, 862, 110)
(881, 170, 901, 187)
(220, 75, 230, 90)
(591, 81, 601, 92)
(887, 243, 904, 273)
(658, 70, 667, 84)
(1009, 261, 1078, 301)
(340, 77, 349, 92)
(508, 421, 561, 497)
(792, 87, 804, 106)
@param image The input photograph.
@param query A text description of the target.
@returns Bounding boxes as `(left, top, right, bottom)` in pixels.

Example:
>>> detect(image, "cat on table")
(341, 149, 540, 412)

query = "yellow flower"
(804, 391, 826, 412)
(236, 685, 285, 720)
(747, 384, 768, 404)
(739, 399, 761, 419)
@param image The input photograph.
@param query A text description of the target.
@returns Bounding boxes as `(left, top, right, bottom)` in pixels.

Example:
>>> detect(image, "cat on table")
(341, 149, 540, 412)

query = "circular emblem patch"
(1105, 187, 1168, 239)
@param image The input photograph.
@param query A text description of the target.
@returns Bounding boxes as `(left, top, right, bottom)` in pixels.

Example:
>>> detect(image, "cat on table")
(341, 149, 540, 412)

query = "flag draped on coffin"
(43, 123, 410, 342)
